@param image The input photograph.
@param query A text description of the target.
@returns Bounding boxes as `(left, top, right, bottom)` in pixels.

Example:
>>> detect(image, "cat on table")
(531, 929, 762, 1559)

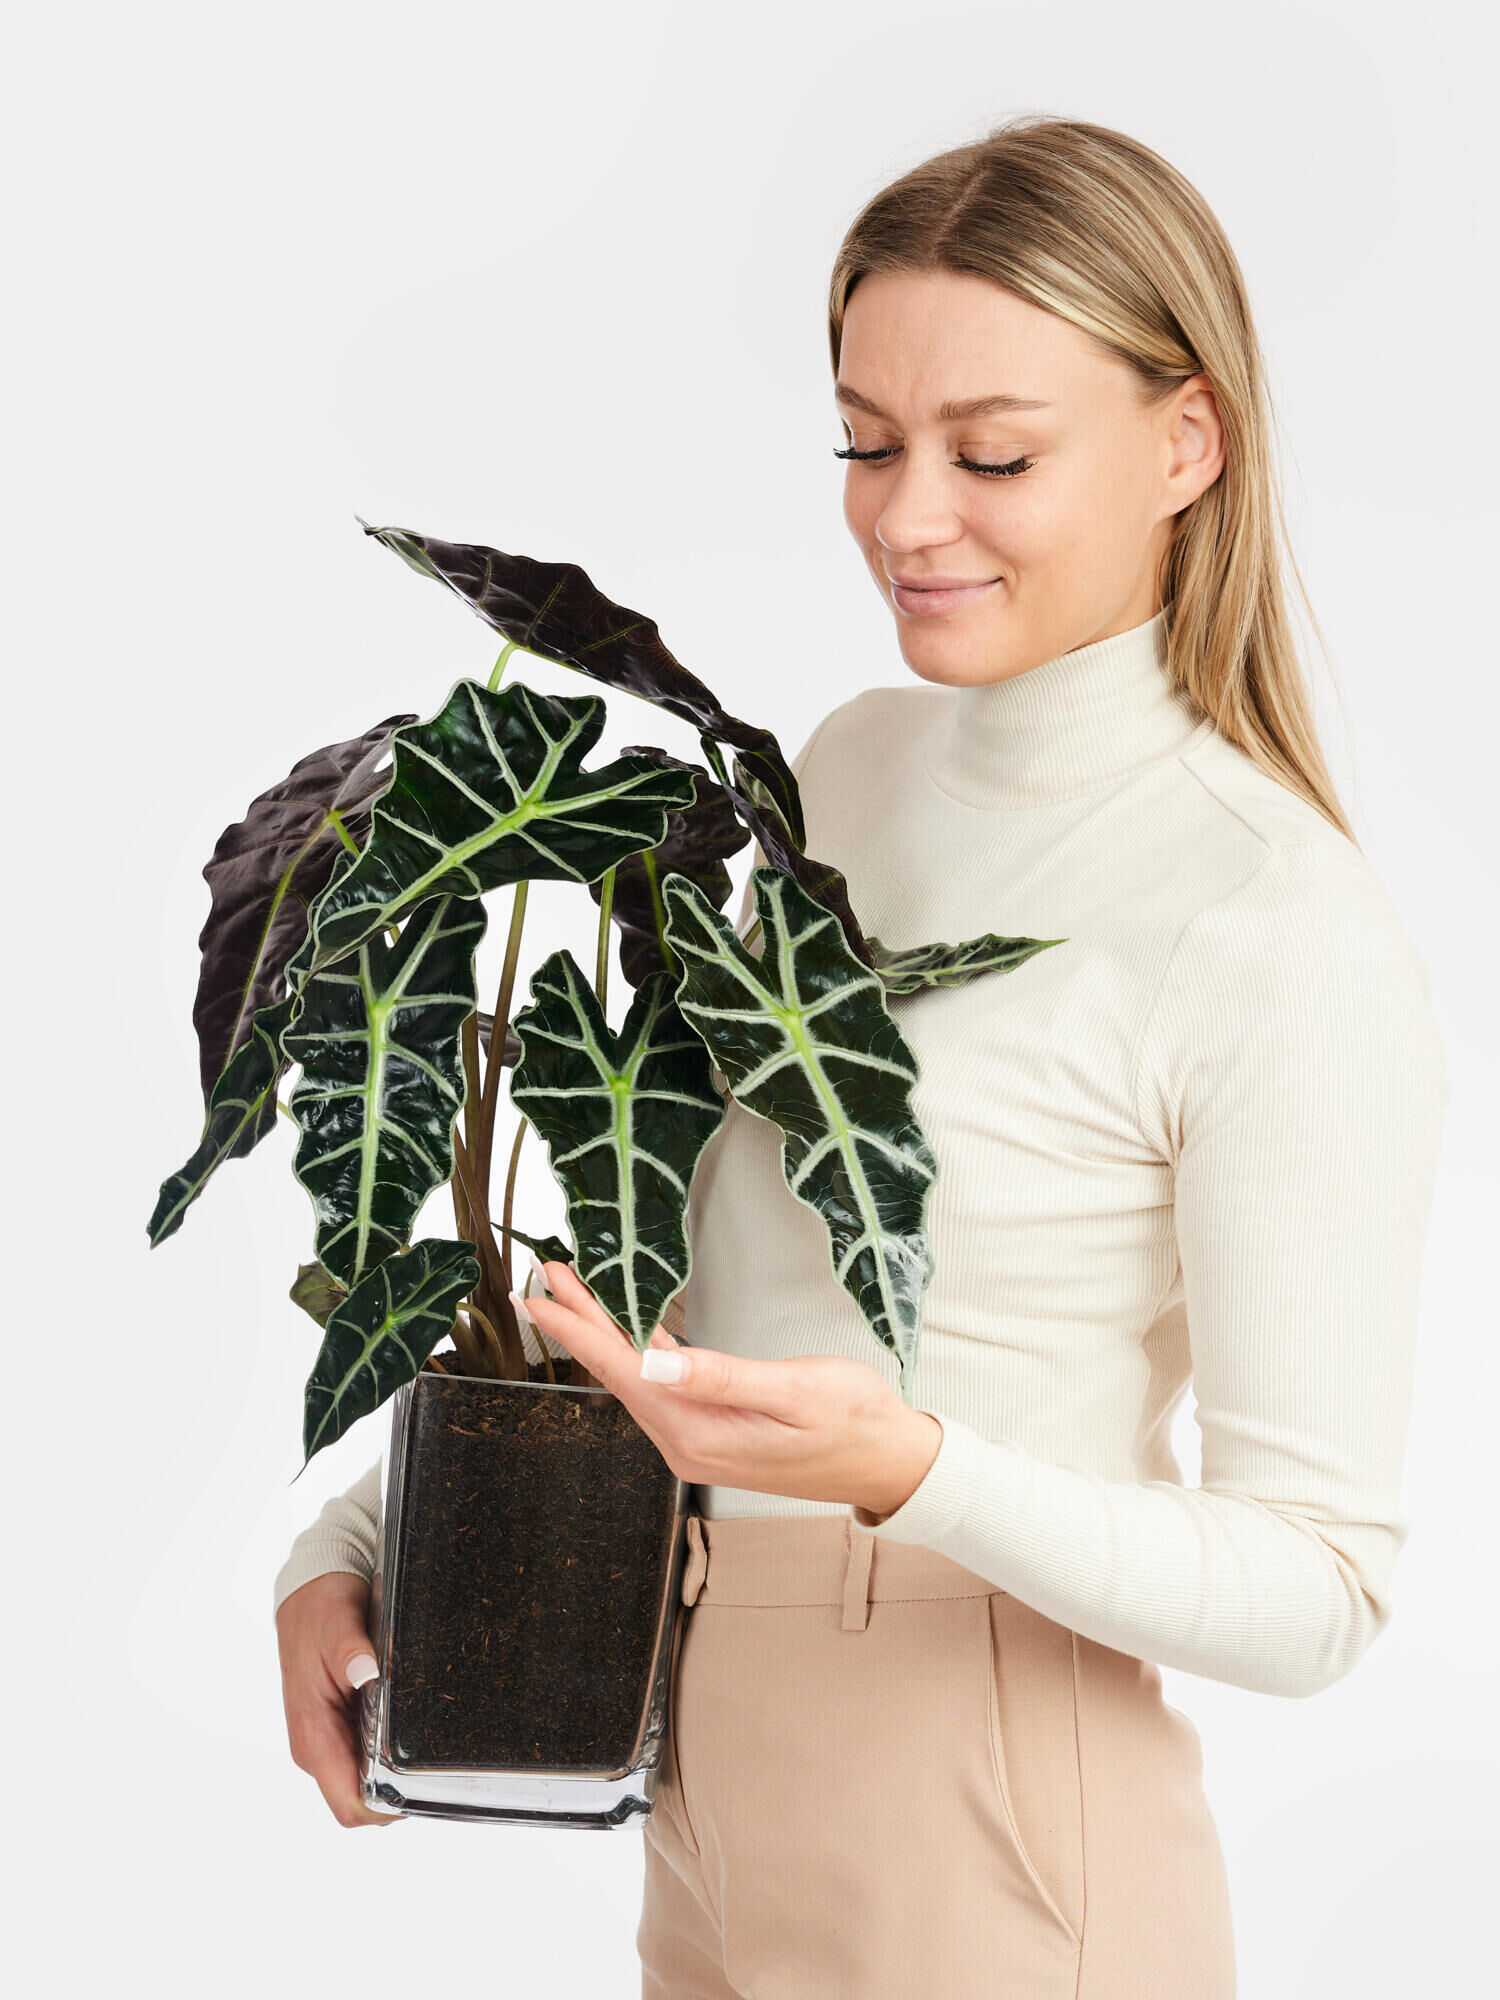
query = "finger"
(537, 1258, 637, 1345)
(635, 1342, 809, 1422)
(520, 1288, 634, 1384)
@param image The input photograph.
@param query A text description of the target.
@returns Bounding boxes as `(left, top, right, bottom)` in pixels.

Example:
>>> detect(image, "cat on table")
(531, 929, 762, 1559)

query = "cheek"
(965, 483, 1050, 569)
(843, 479, 876, 548)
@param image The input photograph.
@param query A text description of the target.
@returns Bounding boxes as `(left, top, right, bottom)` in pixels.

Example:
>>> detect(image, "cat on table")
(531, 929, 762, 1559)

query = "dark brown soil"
(385, 1366, 680, 1775)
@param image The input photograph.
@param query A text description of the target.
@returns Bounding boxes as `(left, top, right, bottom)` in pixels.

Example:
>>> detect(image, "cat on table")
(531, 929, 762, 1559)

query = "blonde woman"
(274, 117, 1449, 1998)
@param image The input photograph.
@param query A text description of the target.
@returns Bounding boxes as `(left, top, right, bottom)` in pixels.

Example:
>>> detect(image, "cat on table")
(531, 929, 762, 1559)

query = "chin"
(895, 621, 1019, 690)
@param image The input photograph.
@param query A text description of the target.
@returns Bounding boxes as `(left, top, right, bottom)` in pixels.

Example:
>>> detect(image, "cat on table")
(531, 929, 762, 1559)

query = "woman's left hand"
(516, 1259, 943, 1521)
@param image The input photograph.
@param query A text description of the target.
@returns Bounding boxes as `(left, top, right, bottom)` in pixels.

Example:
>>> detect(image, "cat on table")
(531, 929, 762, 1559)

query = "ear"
(1161, 372, 1226, 517)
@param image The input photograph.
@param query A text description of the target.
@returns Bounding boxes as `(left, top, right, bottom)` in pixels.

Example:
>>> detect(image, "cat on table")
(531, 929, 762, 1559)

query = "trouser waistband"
(679, 1511, 1007, 1633)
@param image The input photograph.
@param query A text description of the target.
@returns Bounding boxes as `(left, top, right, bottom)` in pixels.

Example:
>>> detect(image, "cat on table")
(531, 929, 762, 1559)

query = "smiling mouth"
(887, 575, 1002, 613)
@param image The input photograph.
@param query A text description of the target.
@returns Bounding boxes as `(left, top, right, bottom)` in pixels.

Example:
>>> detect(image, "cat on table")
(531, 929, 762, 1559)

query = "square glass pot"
(358, 1366, 691, 1829)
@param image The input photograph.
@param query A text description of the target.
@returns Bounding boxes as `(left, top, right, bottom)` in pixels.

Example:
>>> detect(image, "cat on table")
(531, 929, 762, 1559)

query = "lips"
(888, 575, 1000, 616)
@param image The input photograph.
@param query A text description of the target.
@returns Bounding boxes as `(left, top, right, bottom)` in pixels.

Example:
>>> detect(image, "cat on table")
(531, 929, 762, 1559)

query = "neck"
(921, 611, 1210, 811)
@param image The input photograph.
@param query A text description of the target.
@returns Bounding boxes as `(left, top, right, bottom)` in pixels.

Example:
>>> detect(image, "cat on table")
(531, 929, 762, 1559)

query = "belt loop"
(681, 1513, 708, 1607)
(842, 1515, 875, 1631)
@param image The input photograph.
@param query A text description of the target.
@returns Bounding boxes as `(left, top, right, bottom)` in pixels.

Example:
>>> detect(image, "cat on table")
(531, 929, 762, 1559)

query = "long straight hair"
(828, 115, 1357, 845)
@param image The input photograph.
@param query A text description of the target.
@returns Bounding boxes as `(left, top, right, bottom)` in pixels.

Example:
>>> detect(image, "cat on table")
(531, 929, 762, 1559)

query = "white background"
(7, 2, 1495, 1994)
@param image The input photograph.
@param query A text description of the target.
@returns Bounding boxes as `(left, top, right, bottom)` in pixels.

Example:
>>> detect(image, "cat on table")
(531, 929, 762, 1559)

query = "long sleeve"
(852, 840, 1450, 1698)
(272, 1458, 382, 1620)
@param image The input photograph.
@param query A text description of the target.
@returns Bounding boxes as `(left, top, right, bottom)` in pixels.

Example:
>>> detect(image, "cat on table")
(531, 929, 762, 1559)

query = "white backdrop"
(8, 2, 1495, 1994)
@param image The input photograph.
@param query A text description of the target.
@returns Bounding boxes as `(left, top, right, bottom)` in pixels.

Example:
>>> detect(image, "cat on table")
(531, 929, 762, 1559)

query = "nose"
(868, 445, 967, 563)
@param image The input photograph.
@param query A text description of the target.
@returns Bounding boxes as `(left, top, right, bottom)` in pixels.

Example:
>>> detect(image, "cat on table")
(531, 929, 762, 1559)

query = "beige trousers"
(637, 1513, 1236, 1998)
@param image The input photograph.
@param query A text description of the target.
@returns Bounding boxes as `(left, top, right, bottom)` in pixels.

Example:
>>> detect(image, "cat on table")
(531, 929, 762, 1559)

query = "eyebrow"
(833, 384, 1052, 419)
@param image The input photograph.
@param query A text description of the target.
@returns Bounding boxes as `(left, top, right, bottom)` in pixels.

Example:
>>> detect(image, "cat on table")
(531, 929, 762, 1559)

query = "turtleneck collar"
(921, 610, 1213, 811)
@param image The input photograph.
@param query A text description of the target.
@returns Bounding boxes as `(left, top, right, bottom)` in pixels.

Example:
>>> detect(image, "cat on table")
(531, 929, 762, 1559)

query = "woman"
(274, 116, 1448, 1997)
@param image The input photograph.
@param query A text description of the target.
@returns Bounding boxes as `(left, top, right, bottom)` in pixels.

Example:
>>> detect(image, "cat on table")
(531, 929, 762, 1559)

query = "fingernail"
(640, 1349, 687, 1384)
(528, 1253, 549, 1293)
(509, 1288, 536, 1329)
(346, 1652, 379, 1688)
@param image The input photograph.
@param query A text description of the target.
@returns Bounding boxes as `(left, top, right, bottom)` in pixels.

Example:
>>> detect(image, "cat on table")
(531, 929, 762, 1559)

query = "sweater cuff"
(851, 1412, 989, 1544)
(272, 1537, 376, 1621)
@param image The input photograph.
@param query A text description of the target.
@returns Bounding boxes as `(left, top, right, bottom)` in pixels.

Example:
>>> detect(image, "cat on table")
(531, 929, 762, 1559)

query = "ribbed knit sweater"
(273, 612, 1449, 1698)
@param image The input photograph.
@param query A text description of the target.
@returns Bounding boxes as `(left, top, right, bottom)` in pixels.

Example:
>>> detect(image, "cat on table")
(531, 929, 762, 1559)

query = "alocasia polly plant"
(147, 522, 1066, 1470)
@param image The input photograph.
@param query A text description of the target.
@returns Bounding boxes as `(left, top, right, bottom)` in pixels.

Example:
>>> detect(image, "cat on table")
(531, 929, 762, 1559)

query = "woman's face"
(836, 268, 1224, 688)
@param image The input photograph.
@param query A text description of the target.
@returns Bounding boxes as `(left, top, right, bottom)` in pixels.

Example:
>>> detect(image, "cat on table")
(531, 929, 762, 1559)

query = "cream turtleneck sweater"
(273, 612, 1448, 1699)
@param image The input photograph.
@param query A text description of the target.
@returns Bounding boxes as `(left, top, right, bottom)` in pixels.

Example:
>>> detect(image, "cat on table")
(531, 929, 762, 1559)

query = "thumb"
(342, 1646, 379, 1690)
(322, 1593, 380, 1690)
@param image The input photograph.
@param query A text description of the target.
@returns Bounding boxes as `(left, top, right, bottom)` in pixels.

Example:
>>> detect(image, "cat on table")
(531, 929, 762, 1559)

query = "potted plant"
(147, 520, 1065, 1829)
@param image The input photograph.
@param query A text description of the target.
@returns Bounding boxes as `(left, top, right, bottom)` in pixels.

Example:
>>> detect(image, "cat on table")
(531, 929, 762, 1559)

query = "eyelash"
(832, 444, 1036, 479)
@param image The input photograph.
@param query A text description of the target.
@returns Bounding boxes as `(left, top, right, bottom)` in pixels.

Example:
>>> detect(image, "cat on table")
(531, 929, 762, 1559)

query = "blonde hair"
(828, 114, 1357, 846)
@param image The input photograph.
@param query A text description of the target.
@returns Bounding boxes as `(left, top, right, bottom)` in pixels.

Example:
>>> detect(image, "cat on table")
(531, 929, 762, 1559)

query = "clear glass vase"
(358, 1366, 690, 1828)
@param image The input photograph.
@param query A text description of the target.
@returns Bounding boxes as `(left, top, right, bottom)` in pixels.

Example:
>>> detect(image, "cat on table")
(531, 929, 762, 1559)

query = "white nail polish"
(346, 1652, 379, 1688)
(640, 1348, 687, 1384)
(509, 1288, 535, 1329)
(528, 1252, 549, 1293)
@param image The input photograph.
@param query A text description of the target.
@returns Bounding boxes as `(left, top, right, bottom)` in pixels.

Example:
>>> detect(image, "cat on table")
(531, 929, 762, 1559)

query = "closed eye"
(832, 445, 1035, 478)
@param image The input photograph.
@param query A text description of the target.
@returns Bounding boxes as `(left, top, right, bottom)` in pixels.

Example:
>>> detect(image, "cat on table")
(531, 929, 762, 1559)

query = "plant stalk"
(500, 1113, 528, 1294)
(595, 863, 616, 1014)
(476, 881, 529, 1207)
(452, 1128, 529, 1377)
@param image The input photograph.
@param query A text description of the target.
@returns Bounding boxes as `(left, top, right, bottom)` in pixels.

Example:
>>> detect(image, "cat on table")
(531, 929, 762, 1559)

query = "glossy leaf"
(297, 677, 696, 978)
(146, 989, 296, 1246)
(193, 715, 414, 1104)
(361, 521, 806, 847)
(868, 930, 1068, 994)
(284, 895, 486, 1288)
(662, 865, 936, 1383)
(495, 1223, 574, 1268)
(301, 1237, 480, 1464)
(587, 749, 749, 987)
(509, 953, 726, 1346)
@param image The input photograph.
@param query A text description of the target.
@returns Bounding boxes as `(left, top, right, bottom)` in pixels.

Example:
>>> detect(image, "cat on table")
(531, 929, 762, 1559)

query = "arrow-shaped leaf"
(283, 895, 486, 1288)
(361, 521, 806, 848)
(301, 1237, 481, 1465)
(662, 865, 936, 1385)
(298, 677, 696, 978)
(146, 989, 296, 1246)
(869, 930, 1068, 994)
(193, 714, 415, 1105)
(509, 954, 727, 1345)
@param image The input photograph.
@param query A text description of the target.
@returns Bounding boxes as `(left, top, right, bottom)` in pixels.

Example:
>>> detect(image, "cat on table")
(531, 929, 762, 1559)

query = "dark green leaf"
(284, 895, 486, 1288)
(193, 715, 414, 1104)
(868, 930, 1068, 994)
(301, 1238, 481, 1465)
(494, 1223, 574, 1268)
(361, 521, 807, 847)
(289, 1260, 346, 1328)
(587, 749, 749, 986)
(662, 865, 936, 1384)
(510, 954, 726, 1346)
(146, 990, 295, 1246)
(298, 678, 696, 976)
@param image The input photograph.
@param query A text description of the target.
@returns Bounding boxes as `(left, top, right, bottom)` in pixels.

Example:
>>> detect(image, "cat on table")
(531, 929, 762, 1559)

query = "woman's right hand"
(275, 1571, 402, 1828)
